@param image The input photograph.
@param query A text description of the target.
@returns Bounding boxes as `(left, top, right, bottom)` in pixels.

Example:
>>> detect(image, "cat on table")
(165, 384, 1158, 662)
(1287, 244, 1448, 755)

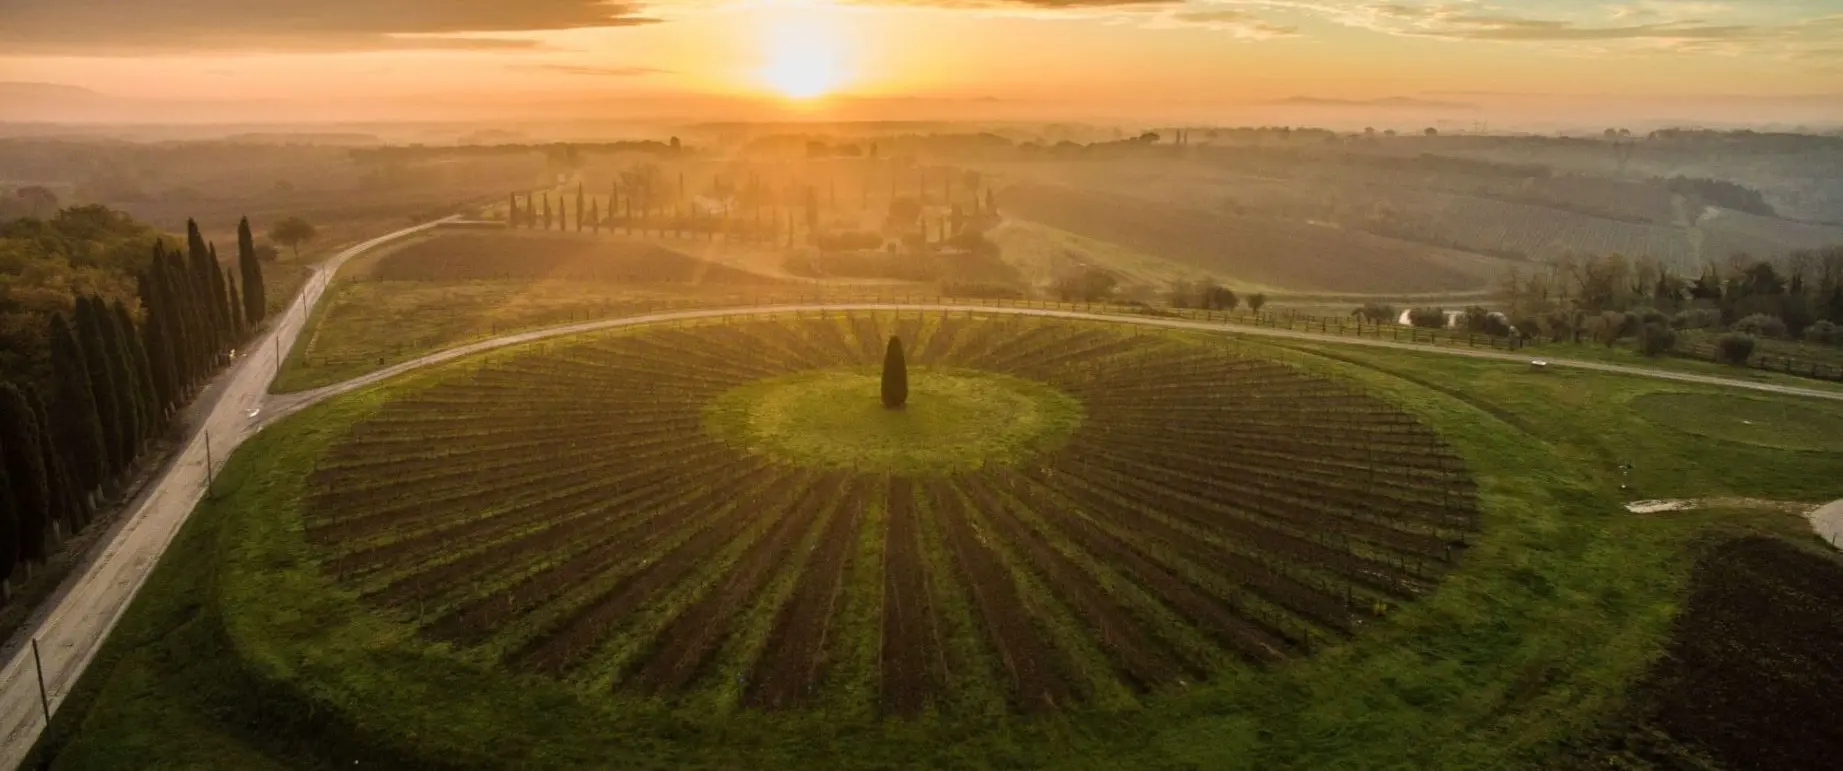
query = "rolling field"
(32, 313, 1843, 771)
(275, 231, 794, 391)
(1377, 192, 1696, 266)
(361, 231, 785, 285)
(998, 183, 1512, 294)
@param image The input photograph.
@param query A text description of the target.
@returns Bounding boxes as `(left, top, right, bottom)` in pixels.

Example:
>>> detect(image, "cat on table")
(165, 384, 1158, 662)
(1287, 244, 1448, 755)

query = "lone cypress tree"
(881, 336, 908, 409)
(576, 183, 585, 231)
(238, 216, 266, 324)
(543, 194, 553, 230)
(49, 314, 107, 497)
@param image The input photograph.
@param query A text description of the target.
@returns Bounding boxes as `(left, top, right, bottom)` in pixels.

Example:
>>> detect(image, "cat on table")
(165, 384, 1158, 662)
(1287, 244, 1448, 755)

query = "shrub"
(1732, 313, 1788, 339)
(1054, 268, 1118, 303)
(1408, 307, 1448, 329)
(1633, 307, 1669, 326)
(1585, 311, 1634, 346)
(1803, 320, 1843, 346)
(1672, 308, 1722, 330)
(1638, 322, 1677, 357)
(1352, 303, 1397, 324)
(1716, 333, 1756, 366)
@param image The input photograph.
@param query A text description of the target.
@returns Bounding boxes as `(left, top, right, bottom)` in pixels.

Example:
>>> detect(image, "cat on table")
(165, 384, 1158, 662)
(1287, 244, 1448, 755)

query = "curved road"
(0, 217, 455, 770)
(8, 228, 1843, 770)
(269, 302, 1843, 422)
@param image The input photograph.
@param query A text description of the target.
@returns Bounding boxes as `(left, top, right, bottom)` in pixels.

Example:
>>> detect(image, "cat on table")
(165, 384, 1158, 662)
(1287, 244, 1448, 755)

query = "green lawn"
(32, 318, 1843, 770)
(705, 367, 1083, 474)
(1631, 392, 1843, 453)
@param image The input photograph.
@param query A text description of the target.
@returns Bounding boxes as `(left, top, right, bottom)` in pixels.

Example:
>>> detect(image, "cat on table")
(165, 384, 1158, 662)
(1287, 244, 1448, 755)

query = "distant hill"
(0, 82, 112, 121)
(1271, 96, 1478, 110)
(220, 133, 381, 146)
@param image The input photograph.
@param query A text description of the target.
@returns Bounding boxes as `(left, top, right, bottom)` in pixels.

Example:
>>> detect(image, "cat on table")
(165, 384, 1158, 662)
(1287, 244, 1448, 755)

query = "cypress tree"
(49, 313, 107, 496)
(589, 199, 600, 234)
(142, 298, 177, 413)
(543, 194, 552, 230)
(112, 300, 162, 434)
(0, 438, 13, 585)
(138, 264, 179, 409)
(182, 233, 213, 369)
(576, 184, 585, 231)
(90, 294, 143, 457)
(30, 389, 85, 535)
(74, 298, 128, 473)
(508, 193, 518, 225)
(187, 231, 221, 359)
(207, 243, 233, 349)
(228, 271, 246, 339)
(238, 217, 266, 324)
(0, 383, 51, 577)
(186, 218, 209, 266)
(165, 248, 203, 385)
(881, 336, 908, 409)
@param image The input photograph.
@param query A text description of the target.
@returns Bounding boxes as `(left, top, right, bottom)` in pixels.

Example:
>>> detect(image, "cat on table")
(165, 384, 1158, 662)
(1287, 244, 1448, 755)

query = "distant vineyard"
(303, 314, 1477, 714)
(1697, 209, 1843, 261)
(1368, 193, 1697, 268)
(369, 232, 783, 285)
(1000, 183, 1508, 293)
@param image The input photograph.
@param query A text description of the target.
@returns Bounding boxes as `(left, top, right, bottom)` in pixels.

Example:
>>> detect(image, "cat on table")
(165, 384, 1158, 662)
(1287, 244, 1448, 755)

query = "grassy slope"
(33, 322, 1843, 770)
(704, 367, 1083, 474)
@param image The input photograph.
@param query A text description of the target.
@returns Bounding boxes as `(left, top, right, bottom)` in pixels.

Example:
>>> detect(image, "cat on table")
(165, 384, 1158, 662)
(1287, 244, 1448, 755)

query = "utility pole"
(32, 638, 50, 722)
(204, 432, 214, 487)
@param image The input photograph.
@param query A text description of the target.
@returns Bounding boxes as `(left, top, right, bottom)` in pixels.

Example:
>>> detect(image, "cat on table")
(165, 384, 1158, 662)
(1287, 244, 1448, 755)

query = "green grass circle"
(704, 367, 1083, 473)
(1632, 392, 1843, 452)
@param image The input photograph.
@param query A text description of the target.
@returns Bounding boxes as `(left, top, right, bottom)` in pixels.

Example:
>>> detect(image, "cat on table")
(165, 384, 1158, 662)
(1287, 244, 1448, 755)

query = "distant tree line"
(1499, 247, 1843, 359)
(1, 207, 263, 600)
(349, 140, 684, 166)
(1663, 176, 1776, 217)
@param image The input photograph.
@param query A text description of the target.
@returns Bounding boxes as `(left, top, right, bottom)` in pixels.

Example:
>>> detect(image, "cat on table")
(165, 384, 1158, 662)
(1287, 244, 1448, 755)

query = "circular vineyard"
(304, 312, 1478, 715)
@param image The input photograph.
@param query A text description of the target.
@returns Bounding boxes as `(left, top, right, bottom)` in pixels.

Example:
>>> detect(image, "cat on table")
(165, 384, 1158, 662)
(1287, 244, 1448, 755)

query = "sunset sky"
(2, 1, 1841, 125)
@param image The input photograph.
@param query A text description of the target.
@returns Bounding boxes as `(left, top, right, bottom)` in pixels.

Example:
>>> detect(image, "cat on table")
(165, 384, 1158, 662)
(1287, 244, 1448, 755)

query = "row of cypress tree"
(0, 216, 266, 599)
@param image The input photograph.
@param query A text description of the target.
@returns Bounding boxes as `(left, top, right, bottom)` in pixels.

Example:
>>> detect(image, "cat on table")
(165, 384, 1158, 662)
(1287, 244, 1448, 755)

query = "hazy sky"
(2, 1, 1840, 123)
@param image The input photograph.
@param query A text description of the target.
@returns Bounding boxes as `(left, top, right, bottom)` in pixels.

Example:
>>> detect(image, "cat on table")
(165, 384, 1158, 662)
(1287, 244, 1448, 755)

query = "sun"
(758, 3, 849, 100)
